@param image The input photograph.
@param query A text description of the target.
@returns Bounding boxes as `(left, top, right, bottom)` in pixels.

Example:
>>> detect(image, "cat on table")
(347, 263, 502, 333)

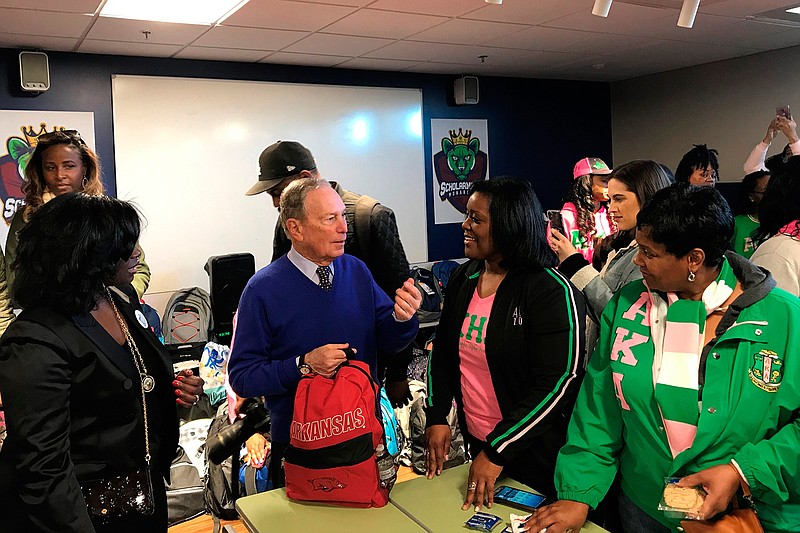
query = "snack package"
(510, 513, 531, 533)
(658, 477, 706, 519)
(465, 511, 502, 531)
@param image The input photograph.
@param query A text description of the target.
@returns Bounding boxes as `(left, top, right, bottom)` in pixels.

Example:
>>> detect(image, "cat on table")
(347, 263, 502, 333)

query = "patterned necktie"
(316, 265, 332, 291)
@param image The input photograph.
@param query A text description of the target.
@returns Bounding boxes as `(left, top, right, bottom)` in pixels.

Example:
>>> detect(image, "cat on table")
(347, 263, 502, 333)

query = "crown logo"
(20, 123, 65, 147)
(448, 128, 472, 146)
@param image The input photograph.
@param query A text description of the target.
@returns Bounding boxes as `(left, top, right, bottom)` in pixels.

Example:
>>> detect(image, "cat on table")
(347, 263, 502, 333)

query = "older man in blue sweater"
(228, 177, 421, 487)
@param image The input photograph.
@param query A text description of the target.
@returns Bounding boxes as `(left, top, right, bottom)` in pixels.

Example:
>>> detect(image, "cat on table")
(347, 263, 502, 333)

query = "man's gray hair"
(279, 177, 332, 231)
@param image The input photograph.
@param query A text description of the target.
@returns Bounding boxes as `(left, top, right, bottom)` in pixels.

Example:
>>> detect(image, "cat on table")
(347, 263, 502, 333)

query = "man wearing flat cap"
(244, 140, 418, 408)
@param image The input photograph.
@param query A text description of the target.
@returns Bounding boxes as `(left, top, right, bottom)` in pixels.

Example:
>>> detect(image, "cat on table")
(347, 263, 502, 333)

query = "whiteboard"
(112, 75, 426, 297)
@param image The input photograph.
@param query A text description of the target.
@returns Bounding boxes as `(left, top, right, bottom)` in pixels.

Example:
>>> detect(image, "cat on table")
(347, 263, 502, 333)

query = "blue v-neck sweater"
(228, 254, 418, 443)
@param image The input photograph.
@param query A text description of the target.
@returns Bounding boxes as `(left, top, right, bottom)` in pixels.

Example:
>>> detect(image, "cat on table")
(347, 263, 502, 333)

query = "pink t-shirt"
(459, 289, 503, 441)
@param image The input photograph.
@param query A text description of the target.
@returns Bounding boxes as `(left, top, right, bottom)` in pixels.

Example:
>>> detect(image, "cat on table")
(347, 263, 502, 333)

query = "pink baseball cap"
(573, 157, 611, 179)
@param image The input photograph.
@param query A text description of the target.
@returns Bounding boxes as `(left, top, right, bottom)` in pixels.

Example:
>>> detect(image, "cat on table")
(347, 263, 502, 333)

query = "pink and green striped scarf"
(653, 257, 736, 458)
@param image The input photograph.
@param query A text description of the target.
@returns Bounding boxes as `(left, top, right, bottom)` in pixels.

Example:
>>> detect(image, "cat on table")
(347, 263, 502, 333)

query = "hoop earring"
(81, 175, 88, 189)
(687, 270, 696, 282)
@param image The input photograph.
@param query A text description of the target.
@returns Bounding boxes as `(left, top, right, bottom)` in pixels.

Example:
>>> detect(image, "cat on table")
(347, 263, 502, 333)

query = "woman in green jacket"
(527, 185, 800, 533)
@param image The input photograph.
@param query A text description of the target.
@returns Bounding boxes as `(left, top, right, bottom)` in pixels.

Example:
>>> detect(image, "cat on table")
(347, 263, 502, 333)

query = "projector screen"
(112, 75, 426, 300)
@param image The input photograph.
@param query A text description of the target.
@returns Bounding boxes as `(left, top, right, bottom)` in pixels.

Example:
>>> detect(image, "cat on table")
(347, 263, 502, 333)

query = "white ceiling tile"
(0, 31, 77, 51)
(700, 0, 800, 18)
(335, 57, 421, 71)
(364, 40, 476, 61)
(407, 18, 527, 45)
(222, 0, 357, 31)
(284, 33, 393, 55)
(403, 61, 485, 75)
(483, 26, 655, 55)
(193, 25, 308, 50)
(174, 46, 270, 61)
(480, 26, 592, 51)
(323, 9, 448, 39)
(260, 51, 350, 67)
(463, 0, 591, 25)
(542, 3, 677, 37)
(86, 18, 208, 45)
(706, 19, 800, 50)
(0, 0, 795, 80)
(289, 0, 373, 6)
(78, 39, 181, 57)
(0, 7, 94, 38)
(367, 0, 486, 18)
(0, 0, 100, 13)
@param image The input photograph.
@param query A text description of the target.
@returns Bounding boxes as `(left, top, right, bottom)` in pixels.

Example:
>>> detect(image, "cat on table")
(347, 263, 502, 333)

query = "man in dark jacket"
(245, 140, 414, 406)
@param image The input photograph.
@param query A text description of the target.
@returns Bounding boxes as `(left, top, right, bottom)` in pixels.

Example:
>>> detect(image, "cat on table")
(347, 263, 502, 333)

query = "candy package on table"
(465, 511, 502, 531)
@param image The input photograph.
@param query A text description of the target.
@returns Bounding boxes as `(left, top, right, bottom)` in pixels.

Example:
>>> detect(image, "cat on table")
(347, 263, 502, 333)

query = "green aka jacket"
(555, 252, 800, 532)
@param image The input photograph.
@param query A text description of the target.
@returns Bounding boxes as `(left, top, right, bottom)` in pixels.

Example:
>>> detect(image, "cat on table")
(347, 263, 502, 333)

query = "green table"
(390, 464, 610, 533)
(235, 485, 426, 532)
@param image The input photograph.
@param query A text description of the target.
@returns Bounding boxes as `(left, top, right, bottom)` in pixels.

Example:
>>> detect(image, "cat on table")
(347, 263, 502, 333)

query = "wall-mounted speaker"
(19, 51, 50, 92)
(454, 76, 479, 105)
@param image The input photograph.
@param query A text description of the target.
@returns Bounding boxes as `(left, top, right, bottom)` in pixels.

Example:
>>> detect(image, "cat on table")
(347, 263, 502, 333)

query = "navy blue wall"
(1, 48, 612, 260)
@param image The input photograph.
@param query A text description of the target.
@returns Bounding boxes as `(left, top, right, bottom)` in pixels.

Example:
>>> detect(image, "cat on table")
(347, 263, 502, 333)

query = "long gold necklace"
(105, 287, 155, 394)
(105, 286, 152, 464)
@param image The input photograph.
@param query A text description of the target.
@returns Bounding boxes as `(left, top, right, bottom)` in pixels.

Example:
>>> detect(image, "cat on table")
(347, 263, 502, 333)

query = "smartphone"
(546, 209, 565, 236)
(776, 104, 791, 119)
(494, 485, 550, 512)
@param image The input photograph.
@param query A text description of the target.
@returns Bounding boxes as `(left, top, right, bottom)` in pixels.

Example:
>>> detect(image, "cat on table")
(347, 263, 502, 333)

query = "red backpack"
(283, 360, 389, 508)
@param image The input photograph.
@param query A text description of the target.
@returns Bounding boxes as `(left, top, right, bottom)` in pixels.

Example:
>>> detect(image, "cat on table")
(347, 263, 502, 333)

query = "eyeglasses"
(697, 167, 717, 180)
(37, 129, 86, 145)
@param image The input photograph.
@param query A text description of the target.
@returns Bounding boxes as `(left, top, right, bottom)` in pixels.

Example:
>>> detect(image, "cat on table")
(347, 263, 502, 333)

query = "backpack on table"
(284, 360, 389, 508)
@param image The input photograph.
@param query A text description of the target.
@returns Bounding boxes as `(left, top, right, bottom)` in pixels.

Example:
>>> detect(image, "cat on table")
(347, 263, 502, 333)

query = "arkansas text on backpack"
(284, 360, 389, 508)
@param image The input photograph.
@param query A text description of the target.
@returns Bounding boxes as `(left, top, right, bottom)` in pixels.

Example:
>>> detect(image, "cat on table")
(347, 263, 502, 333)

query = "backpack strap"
(354, 195, 379, 261)
(244, 466, 258, 496)
(344, 361, 383, 427)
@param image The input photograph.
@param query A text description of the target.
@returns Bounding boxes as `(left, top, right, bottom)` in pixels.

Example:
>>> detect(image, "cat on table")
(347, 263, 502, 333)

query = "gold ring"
(467, 481, 477, 491)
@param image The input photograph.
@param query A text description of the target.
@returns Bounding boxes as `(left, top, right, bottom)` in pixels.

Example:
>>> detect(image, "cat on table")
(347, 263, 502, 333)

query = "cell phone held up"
(776, 104, 791, 120)
(546, 209, 565, 236)
(493, 485, 550, 512)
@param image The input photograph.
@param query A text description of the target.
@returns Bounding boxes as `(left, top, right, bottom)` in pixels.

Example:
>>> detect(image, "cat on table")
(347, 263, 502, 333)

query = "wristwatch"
(299, 353, 313, 376)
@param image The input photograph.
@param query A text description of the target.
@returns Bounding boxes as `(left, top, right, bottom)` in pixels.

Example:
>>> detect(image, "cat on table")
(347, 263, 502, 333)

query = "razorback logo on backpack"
(284, 360, 388, 508)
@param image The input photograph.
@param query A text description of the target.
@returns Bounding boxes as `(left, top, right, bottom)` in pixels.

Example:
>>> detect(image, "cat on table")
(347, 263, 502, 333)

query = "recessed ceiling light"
(100, 0, 249, 25)
(485, 0, 503, 4)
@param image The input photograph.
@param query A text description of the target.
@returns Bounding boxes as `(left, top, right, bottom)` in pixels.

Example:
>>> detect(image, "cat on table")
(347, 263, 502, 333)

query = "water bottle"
(375, 443, 397, 493)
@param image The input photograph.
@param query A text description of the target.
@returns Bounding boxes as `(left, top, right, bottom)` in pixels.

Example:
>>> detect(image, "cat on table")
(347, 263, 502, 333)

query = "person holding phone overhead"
(425, 177, 586, 511)
(550, 160, 674, 354)
(743, 108, 800, 176)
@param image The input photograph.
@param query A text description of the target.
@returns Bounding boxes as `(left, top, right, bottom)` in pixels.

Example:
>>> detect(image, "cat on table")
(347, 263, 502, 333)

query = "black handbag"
(81, 466, 155, 524)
